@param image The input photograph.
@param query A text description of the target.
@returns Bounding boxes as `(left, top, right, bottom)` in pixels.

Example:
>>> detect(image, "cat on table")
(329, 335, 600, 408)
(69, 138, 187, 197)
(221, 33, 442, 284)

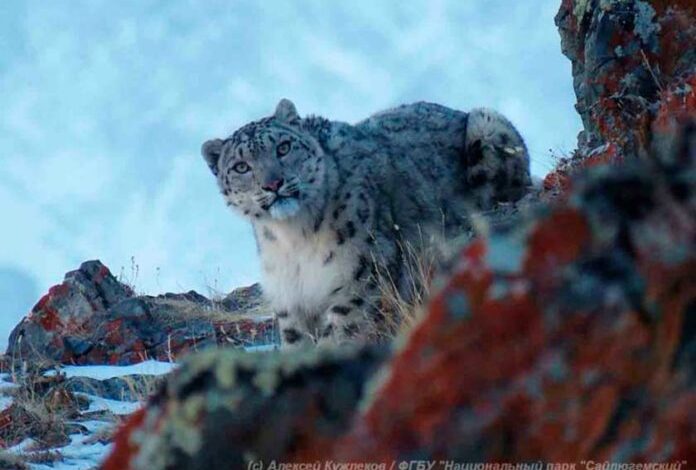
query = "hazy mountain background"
(0, 0, 580, 348)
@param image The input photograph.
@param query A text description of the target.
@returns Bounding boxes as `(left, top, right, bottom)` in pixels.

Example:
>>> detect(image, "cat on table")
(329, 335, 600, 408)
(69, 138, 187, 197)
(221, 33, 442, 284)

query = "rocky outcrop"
(546, 0, 695, 190)
(5, 261, 276, 367)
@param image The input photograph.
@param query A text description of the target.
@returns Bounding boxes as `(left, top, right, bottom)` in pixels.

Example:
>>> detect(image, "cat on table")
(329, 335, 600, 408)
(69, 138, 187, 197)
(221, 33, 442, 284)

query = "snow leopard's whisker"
(280, 184, 300, 196)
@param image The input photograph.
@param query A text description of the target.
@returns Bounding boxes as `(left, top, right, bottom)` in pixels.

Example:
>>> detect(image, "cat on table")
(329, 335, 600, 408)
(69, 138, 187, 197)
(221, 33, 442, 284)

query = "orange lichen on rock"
(523, 208, 589, 284)
(101, 408, 147, 470)
(551, 0, 696, 179)
(6, 261, 276, 367)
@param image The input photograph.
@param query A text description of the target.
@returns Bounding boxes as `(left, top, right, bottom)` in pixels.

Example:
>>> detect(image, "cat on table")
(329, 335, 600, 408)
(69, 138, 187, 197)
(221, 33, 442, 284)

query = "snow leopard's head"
(202, 99, 328, 222)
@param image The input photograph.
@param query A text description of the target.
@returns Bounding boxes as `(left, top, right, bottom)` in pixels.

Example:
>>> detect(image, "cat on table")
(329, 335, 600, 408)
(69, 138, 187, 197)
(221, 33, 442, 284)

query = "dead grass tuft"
(0, 359, 132, 468)
(368, 227, 470, 340)
(0, 451, 29, 469)
(150, 297, 268, 324)
(0, 371, 84, 450)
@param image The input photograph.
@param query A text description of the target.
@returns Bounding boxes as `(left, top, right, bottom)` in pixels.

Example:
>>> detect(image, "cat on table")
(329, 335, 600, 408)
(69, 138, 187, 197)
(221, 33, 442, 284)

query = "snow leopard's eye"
(232, 162, 250, 174)
(276, 141, 291, 157)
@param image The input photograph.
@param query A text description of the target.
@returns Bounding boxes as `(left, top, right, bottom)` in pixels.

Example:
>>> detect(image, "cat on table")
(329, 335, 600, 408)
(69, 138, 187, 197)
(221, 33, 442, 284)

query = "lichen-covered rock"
(6, 261, 133, 364)
(551, 0, 695, 180)
(102, 346, 387, 470)
(5, 261, 277, 367)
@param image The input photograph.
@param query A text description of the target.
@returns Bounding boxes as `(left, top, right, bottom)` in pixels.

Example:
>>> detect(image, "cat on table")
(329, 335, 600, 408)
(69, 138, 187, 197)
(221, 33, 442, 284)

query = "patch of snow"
(7, 421, 115, 470)
(30, 425, 113, 470)
(76, 393, 142, 416)
(8, 437, 37, 453)
(244, 343, 278, 352)
(45, 360, 177, 380)
(4, 368, 155, 469)
(0, 372, 18, 391)
(0, 374, 16, 411)
(0, 395, 12, 411)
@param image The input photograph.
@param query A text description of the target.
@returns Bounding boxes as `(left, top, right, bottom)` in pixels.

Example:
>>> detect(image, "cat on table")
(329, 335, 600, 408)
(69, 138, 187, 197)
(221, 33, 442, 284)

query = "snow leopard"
(202, 99, 530, 348)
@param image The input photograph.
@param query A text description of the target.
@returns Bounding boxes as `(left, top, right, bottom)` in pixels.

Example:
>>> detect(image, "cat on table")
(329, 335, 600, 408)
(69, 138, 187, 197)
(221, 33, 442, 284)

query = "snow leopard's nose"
(262, 177, 284, 193)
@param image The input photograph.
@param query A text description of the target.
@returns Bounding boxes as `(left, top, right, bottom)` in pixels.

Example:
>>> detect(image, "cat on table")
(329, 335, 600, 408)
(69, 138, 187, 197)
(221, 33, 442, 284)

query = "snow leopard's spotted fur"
(202, 99, 530, 348)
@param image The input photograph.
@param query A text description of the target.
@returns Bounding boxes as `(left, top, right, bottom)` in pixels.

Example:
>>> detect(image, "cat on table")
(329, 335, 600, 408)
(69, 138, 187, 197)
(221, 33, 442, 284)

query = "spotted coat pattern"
(202, 99, 530, 348)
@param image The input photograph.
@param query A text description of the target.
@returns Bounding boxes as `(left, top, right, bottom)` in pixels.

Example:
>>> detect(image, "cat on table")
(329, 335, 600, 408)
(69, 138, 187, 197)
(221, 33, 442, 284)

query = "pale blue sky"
(0, 0, 581, 348)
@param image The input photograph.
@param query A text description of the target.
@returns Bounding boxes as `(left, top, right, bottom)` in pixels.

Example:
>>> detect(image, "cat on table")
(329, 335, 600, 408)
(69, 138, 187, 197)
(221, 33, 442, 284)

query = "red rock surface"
(547, 0, 696, 185)
(102, 347, 387, 470)
(5, 261, 276, 367)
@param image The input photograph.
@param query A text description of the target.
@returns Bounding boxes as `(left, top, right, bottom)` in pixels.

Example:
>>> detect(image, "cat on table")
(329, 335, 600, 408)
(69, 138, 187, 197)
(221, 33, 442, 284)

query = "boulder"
(6, 261, 133, 365)
(103, 346, 387, 470)
(546, 0, 695, 189)
(5, 262, 277, 367)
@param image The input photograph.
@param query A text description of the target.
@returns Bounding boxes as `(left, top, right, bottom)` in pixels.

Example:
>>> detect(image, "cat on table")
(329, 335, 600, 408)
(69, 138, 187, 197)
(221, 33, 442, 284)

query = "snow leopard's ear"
(201, 138, 224, 176)
(274, 99, 300, 125)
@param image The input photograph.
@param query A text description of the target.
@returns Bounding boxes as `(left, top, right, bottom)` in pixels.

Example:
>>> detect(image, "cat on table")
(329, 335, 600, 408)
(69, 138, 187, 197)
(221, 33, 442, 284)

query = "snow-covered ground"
(2, 351, 273, 468)
(0, 373, 15, 411)
(5, 417, 116, 470)
(2, 361, 177, 469)
(0, 396, 11, 412)
(45, 359, 177, 380)
(12, 421, 114, 470)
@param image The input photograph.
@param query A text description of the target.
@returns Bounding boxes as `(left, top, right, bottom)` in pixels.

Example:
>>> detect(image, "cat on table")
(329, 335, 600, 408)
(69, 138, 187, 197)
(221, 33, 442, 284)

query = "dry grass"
(0, 356, 128, 467)
(366, 200, 533, 342)
(368, 226, 471, 340)
(0, 450, 29, 469)
(1, 371, 86, 450)
(150, 296, 269, 324)
(117, 255, 141, 294)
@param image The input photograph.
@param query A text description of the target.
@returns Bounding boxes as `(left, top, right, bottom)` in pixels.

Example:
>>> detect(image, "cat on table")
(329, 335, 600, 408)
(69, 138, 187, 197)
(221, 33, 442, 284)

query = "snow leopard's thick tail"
(463, 108, 531, 209)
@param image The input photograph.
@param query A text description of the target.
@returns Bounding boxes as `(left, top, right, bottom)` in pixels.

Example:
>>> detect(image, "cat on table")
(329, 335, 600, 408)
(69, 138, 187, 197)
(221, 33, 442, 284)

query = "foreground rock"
(5, 262, 276, 367)
(104, 347, 387, 470)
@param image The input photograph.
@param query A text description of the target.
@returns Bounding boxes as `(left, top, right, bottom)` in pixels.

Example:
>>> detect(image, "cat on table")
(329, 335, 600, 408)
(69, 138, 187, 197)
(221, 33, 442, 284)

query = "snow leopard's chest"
(256, 224, 357, 316)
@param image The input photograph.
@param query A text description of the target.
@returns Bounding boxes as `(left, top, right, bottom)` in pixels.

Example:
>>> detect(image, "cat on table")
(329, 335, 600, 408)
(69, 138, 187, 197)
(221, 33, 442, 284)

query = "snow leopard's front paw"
(464, 108, 531, 210)
(277, 313, 315, 350)
(317, 304, 371, 347)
